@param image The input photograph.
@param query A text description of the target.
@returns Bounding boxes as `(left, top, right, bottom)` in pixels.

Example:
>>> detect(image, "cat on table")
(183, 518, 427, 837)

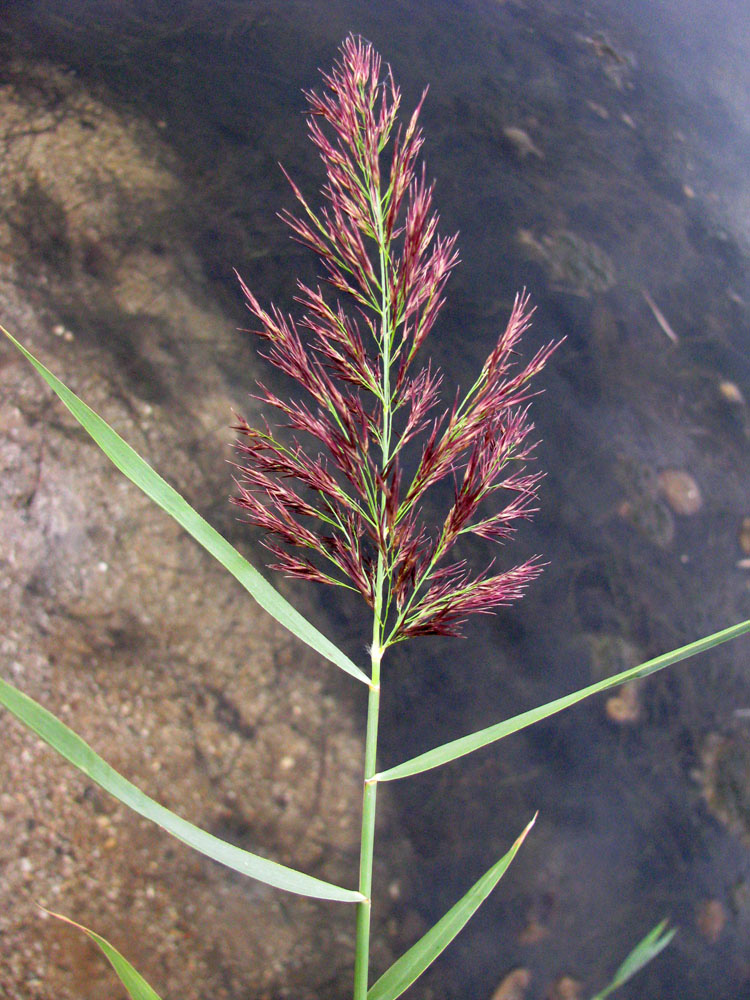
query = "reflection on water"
(2, 0, 750, 996)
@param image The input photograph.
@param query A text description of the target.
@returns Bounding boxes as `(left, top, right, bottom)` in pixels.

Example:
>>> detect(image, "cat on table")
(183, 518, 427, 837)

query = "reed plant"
(2, 35, 749, 1000)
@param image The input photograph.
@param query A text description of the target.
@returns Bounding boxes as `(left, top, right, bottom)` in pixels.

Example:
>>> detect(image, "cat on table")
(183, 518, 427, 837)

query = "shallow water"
(3, 1, 750, 997)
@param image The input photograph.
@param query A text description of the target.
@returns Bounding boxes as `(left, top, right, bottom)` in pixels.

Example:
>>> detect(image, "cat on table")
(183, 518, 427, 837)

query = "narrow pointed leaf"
(40, 908, 163, 1000)
(0, 326, 368, 685)
(376, 619, 750, 782)
(367, 815, 536, 1000)
(590, 920, 675, 1000)
(0, 676, 362, 903)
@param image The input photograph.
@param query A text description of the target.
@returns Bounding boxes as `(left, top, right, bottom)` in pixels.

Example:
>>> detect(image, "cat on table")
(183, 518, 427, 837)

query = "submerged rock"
(517, 228, 615, 296)
(614, 457, 676, 547)
(585, 632, 641, 681)
(701, 731, 750, 847)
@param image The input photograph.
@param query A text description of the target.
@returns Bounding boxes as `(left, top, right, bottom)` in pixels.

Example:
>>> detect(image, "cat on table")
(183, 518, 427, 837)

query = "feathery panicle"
(233, 35, 557, 646)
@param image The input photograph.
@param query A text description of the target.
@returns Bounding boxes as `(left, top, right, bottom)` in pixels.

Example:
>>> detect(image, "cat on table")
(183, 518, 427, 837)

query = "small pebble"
(547, 977, 582, 1000)
(491, 968, 530, 1000)
(731, 879, 750, 912)
(696, 899, 726, 943)
(739, 518, 750, 555)
(503, 126, 543, 159)
(586, 100, 609, 119)
(720, 380, 744, 405)
(518, 916, 548, 944)
(52, 323, 74, 341)
(657, 469, 702, 515)
(605, 683, 640, 724)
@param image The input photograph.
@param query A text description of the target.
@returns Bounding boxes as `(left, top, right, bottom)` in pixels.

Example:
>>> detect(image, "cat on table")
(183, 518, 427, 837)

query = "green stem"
(354, 372, 388, 998)
(353, 638, 382, 1000)
(354, 160, 393, 1000)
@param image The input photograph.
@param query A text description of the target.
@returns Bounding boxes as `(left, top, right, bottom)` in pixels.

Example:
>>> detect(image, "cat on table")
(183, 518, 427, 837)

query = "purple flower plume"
(232, 35, 557, 645)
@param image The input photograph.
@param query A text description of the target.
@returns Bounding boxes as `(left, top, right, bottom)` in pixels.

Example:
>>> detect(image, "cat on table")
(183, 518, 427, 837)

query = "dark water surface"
(3, 1, 750, 997)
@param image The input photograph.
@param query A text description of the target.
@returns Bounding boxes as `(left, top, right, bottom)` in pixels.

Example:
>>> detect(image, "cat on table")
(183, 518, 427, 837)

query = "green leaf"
(590, 920, 675, 1000)
(40, 907, 164, 1000)
(0, 676, 362, 903)
(375, 619, 750, 782)
(0, 325, 368, 686)
(367, 815, 536, 1000)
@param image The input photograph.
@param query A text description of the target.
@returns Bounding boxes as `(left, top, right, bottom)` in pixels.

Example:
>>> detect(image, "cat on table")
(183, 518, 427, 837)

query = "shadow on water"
(3, 0, 750, 996)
